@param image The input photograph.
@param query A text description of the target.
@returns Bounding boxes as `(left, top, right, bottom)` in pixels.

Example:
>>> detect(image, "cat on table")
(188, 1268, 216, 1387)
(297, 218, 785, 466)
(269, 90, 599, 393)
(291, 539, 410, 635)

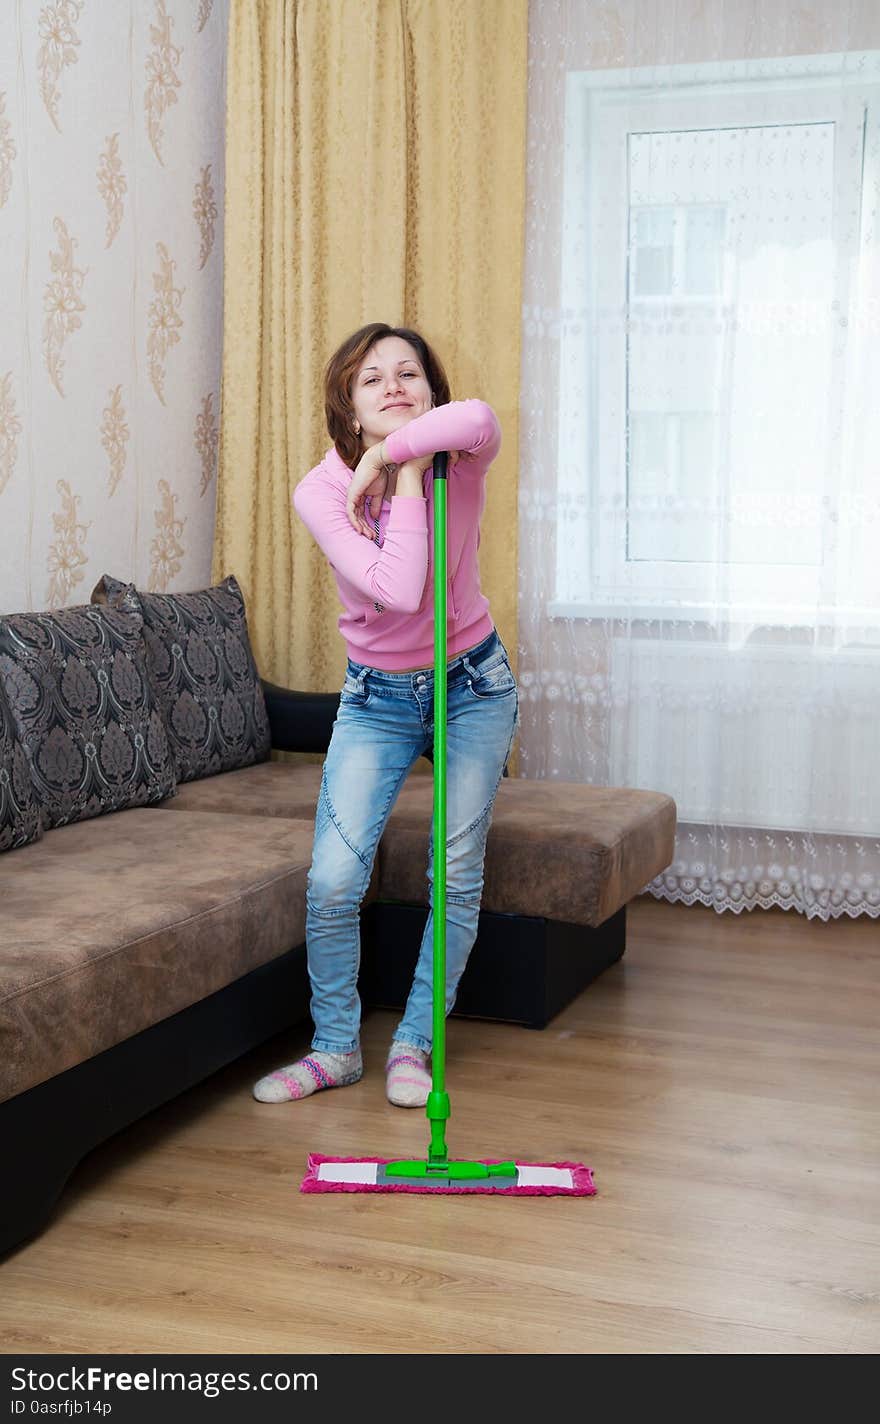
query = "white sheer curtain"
(519, 1, 880, 920)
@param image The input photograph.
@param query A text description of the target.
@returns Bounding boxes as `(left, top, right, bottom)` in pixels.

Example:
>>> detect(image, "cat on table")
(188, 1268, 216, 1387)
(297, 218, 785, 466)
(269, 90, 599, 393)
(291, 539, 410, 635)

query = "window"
(551, 54, 880, 623)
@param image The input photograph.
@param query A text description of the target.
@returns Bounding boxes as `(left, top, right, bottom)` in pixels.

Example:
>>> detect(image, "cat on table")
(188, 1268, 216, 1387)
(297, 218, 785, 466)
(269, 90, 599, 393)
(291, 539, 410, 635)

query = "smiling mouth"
(382, 402, 412, 411)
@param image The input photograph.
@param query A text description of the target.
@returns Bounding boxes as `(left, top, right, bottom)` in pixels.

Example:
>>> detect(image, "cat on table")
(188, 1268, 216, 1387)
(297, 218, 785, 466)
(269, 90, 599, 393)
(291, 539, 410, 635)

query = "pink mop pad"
(301, 1154, 595, 1196)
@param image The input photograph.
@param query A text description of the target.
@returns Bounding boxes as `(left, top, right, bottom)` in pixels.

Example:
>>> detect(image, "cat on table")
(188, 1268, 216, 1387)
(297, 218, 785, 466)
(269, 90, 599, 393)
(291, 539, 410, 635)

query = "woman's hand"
(401, 452, 435, 475)
(347, 445, 389, 537)
(394, 452, 460, 496)
(397, 450, 460, 477)
(346, 447, 463, 537)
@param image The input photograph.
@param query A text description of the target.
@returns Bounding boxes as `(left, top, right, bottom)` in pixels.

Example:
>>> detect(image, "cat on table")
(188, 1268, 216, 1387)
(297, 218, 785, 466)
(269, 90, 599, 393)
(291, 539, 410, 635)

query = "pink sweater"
(293, 400, 501, 671)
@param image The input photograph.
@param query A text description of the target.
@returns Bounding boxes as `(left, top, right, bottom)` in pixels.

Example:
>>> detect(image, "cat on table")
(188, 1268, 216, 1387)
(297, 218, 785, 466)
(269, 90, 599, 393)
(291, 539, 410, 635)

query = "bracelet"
(378, 440, 397, 478)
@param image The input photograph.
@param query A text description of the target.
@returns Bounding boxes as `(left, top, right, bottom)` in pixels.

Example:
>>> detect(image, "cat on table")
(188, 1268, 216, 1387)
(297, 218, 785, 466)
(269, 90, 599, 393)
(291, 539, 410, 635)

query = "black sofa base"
(0, 947, 311, 1259)
(361, 902, 626, 1029)
(0, 903, 625, 1257)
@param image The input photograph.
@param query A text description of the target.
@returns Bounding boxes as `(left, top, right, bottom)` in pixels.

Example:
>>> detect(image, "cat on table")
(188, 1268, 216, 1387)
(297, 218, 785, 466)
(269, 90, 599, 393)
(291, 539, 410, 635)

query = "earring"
(353, 420, 360, 435)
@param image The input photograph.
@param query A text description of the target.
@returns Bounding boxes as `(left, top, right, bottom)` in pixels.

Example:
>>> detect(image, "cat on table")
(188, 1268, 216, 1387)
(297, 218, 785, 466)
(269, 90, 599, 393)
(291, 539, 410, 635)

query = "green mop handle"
(426, 450, 451, 1168)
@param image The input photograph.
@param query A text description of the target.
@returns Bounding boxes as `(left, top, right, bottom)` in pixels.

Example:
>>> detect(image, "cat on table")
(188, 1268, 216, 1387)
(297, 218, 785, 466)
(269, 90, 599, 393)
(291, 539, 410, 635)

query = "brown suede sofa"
(0, 576, 676, 1255)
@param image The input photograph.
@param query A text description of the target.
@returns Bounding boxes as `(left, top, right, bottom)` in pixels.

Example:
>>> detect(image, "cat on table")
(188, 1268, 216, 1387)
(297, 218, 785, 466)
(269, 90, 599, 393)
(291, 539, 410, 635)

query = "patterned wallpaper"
(0, 0, 228, 615)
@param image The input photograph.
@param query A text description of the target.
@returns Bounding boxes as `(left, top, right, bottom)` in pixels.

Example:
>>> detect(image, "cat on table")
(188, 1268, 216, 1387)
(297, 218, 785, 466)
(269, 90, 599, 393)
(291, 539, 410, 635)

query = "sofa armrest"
(261, 680, 340, 753)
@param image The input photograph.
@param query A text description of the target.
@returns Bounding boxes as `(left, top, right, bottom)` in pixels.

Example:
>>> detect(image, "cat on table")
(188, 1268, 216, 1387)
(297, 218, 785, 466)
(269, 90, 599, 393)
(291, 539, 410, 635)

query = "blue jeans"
(306, 628, 520, 1054)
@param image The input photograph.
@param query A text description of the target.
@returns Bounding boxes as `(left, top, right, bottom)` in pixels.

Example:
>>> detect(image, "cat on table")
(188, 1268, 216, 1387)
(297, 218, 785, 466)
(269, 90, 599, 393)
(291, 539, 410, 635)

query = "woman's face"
(350, 336, 433, 450)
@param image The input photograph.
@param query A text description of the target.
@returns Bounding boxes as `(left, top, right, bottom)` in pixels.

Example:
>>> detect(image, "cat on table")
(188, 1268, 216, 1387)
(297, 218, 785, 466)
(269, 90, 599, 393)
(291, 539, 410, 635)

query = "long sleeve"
(293, 472, 428, 613)
(384, 399, 501, 471)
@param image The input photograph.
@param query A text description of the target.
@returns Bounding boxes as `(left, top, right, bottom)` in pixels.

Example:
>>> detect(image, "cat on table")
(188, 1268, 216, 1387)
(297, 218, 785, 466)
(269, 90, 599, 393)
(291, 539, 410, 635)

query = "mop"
(301, 453, 595, 1197)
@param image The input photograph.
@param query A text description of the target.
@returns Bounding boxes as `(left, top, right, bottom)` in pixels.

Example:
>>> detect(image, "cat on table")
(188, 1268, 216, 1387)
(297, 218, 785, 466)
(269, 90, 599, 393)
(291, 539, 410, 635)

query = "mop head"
(301, 1154, 595, 1196)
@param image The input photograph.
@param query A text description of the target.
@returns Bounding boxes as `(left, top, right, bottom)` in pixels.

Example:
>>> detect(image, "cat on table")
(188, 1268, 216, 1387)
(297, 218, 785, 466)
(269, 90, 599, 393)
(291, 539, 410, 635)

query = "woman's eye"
(363, 370, 419, 385)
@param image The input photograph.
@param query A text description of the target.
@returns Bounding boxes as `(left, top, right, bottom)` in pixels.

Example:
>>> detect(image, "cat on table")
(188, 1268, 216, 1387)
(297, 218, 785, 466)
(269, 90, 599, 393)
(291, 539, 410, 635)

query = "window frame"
(550, 52, 880, 626)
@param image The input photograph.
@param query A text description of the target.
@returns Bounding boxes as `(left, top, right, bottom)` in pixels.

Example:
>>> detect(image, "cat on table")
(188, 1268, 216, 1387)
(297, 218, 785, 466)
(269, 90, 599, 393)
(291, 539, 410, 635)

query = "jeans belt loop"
(461, 654, 478, 681)
(357, 668, 369, 694)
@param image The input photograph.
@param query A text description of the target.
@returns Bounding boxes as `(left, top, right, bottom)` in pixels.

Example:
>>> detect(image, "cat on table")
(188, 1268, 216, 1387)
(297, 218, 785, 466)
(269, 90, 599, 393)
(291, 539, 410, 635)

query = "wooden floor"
(1, 898, 878, 1355)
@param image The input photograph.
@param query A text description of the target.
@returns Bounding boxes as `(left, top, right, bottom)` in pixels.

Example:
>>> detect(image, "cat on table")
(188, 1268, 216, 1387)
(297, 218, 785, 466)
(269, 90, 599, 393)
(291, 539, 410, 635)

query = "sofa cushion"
(92, 574, 270, 784)
(0, 808, 317, 1103)
(0, 599, 177, 830)
(378, 777, 677, 928)
(0, 674, 42, 852)
(149, 761, 675, 929)
(154, 759, 325, 819)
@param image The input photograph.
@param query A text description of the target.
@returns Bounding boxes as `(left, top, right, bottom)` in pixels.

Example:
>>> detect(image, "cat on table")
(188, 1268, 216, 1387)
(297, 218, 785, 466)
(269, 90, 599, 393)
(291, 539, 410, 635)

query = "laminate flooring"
(1, 898, 877, 1355)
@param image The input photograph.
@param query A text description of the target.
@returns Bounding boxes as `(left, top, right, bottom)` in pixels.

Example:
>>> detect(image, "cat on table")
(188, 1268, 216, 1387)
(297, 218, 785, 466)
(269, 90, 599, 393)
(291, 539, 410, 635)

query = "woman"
(254, 322, 519, 1108)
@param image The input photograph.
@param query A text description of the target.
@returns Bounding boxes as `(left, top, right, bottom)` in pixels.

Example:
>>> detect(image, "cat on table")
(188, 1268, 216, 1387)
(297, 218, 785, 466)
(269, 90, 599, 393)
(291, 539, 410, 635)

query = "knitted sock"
(252, 1048, 363, 1103)
(385, 1040, 431, 1108)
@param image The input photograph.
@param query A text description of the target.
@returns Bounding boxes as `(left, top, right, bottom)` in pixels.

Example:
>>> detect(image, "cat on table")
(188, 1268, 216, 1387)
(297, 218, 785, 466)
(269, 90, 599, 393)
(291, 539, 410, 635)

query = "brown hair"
(324, 322, 452, 469)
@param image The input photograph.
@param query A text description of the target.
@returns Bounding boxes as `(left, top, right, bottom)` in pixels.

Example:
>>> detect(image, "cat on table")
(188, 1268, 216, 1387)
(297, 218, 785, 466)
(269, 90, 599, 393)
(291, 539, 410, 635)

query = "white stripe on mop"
(317, 1161, 379, 1185)
(515, 1165, 574, 1188)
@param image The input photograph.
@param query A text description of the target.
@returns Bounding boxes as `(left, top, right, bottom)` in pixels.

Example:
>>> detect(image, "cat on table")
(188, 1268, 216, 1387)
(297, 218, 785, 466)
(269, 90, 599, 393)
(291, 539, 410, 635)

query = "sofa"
(0, 575, 677, 1255)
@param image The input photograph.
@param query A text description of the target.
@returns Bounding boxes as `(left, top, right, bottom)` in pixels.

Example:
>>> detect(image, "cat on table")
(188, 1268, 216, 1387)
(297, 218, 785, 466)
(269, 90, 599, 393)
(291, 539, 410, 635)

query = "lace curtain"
(519, 1, 880, 919)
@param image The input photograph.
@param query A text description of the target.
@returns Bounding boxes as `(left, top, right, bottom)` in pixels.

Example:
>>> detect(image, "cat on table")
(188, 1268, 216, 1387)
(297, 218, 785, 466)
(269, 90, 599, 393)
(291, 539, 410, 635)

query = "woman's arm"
(343, 400, 499, 539)
(383, 400, 501, 469)
(294, 475, 428, 614)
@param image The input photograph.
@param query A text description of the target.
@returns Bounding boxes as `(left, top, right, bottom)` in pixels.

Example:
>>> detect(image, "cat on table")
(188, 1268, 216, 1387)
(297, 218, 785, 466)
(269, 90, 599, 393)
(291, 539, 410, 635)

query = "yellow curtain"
(215, 0, 527, 722)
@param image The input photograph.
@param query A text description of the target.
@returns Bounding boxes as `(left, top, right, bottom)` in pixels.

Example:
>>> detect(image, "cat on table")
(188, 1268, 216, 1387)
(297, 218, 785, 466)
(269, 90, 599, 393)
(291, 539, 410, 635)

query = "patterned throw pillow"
(91, 574, 271, 783)
(0, 592, 177, 830)
(0, 672, 43, 852)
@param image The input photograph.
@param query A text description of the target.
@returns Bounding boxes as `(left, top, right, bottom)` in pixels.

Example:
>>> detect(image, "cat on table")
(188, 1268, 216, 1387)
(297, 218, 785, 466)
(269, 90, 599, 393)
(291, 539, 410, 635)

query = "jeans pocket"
(465, 656, 517, 701)
(339, 673, 370, 706)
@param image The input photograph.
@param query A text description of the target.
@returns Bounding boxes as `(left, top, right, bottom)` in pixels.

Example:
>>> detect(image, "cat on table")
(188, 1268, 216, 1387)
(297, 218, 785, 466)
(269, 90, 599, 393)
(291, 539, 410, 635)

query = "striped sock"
(385, 1040, 431, 1108)
(252, 1049, 363, 1103)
